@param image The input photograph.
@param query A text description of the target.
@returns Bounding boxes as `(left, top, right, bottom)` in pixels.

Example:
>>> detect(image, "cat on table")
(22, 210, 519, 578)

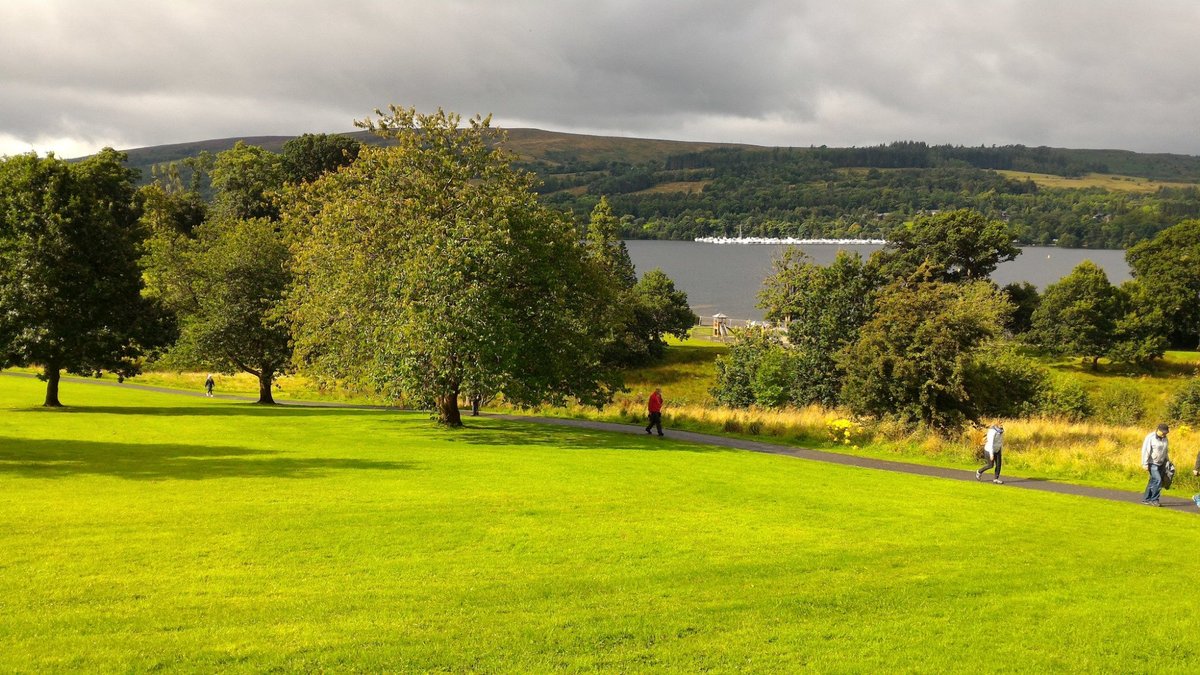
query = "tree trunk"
(256, 371, 276, 405)
(43, 366, 62, 408)
(437, 391, 462, 427)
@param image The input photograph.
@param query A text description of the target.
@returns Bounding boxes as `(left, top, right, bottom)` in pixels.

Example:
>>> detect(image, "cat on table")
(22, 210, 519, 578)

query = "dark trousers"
(646, 411, 663, 436)
(979, 450, 1002, 477)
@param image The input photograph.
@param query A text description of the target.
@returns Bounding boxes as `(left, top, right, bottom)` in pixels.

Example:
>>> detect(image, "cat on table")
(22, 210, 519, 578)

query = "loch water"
(624, 240, 1130, 321)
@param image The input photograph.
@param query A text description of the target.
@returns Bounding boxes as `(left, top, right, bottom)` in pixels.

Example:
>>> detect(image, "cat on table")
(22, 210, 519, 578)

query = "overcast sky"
(3, 0, 1198, 158)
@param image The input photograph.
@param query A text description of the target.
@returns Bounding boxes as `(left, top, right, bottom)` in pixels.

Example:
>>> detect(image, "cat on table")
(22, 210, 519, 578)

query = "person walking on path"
(645, 388, 664, 437)
(976, 422, 1005, 484)
(1192, 449, 1200, 509)
(1141, 423, 1170, 506)
(204, 374, 215, 398)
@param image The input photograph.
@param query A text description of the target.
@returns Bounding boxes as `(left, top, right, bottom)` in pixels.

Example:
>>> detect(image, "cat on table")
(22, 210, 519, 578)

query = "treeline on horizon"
(530, 141, 1200, 249)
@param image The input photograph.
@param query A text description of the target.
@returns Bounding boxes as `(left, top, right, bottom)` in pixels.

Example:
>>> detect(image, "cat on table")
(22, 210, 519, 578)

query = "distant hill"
(109, 128, 752, 184)
(103, 130, 1200, 249)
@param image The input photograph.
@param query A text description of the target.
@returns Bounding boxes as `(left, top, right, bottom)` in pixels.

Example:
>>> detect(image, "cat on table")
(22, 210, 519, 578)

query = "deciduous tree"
(871, 209, 1020, 283)
(839, 275, 1011, 432)
(1027, 261, 1122, 368)
(280, 133, 362, 184)
(285, 106, 622, 425)
(1126, 219, 1200, 349)
(758, 249, 878, 406)
(0, 150, 169, 406)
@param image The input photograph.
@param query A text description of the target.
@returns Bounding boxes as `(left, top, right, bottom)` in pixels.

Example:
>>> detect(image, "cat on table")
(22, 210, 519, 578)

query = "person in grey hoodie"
(1140, 423, 1170, 506)
(976, 422, 1004, 484)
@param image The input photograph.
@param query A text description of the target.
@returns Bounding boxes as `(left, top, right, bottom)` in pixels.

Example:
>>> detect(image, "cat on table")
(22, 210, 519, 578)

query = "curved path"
(4, 371, 1197, 512)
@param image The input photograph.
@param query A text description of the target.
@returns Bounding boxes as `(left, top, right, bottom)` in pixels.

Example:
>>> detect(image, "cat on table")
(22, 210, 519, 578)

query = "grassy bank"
(2, 375, 1199, 671)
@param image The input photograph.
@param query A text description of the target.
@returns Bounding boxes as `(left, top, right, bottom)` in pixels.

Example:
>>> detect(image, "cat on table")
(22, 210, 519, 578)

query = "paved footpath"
(5, 371, 1197, 513)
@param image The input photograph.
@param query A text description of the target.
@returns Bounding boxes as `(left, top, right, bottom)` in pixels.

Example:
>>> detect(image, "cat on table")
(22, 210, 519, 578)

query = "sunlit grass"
(996, 169, 1199, 193)
(3, 373, 1200, 671)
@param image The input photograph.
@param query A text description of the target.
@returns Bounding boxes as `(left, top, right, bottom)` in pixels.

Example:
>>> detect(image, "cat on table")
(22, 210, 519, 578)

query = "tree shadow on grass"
(440, 418, 735, 454)
(0, 437, 419, 480)
(7, 404, 398, 418)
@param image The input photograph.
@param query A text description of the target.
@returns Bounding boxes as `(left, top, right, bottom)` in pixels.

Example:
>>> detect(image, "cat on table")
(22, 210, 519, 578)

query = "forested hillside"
(110, 133, 1200, 249)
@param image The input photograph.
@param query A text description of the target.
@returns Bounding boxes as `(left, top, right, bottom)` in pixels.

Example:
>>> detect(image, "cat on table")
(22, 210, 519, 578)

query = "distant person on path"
(1140, 423, 1170, 507)
(204, 374, 215, 398)
(645, 387, 664, 437)
(976, 422, 1004, 484)
(1192, 449, 1200, 509)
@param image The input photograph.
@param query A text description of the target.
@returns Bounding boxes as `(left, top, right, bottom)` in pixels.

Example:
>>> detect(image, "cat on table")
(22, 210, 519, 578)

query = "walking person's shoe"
(645, 428, 651, 435)
(992, 478, 1003, 485)
(1193, 494, 1200, 509)
(1151, 500, 1162, 507)
(975, 469, 983, 481)
(1141, 499, 1153, 505)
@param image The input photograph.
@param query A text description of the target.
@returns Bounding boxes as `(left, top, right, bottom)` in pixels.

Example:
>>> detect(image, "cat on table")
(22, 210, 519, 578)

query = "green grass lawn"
(2, 375, 1198, 671)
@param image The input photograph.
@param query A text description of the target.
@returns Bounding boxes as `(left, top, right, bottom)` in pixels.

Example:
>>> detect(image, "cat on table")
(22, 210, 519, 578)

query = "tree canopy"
(870, 209, 1020, 282)
(1126, 219, 1200, 349)
(142, 144, 295, 404)
(284, 106, 622, 425)
(584, 198, 696, 365)
(0, 149, 169, 406)
(838, 276, 1012, 432)
(1027, 261, 1123, 367)
(280, 133, 363, 184)
(758, 249, 878, 406)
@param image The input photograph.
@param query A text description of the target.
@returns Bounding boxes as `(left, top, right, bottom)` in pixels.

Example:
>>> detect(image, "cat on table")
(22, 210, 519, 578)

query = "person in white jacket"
(1140, 423, 1170, 507)
(976, 422, 1004, 484)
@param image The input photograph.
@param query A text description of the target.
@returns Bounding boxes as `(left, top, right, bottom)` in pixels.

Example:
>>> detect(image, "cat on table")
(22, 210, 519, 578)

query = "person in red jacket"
(645, 387, 664, 437)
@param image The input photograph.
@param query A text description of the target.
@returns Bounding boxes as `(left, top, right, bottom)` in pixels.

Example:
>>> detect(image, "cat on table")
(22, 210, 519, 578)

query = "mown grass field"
(2, 374, 1199, 671)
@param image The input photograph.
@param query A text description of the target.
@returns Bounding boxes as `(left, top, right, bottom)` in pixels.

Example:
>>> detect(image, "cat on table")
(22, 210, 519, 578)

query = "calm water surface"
(625, 240, 1130, 320)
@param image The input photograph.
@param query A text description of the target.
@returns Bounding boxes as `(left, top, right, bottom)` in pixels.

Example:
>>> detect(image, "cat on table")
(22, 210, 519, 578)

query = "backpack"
(1162, 460, 1176, 490)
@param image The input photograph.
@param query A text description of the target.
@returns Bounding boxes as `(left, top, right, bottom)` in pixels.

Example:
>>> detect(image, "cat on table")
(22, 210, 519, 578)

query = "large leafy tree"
(1027, 261, 1123, 368)
(839, 275, 1011, 432)
(871, 208, 1020, 283)
(0, 150, 169, 406)
(1126, 219, 1200, 349)
(630, 269, 698, 361)
(142, 144, 293, 404)
(208, 141, 286, 221)
(280, 133, 362, 184)
(584, 198, 696, 365)
(758, 249, 878, 406)
(284, 106, 622, 425)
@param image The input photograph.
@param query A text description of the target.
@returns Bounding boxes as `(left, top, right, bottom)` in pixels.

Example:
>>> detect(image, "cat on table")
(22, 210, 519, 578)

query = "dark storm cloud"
(2, 0, 1198, 157)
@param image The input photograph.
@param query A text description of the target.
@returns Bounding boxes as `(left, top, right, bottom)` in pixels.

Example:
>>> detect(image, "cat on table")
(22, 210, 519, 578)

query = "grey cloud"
(1, 0, 1198, 156)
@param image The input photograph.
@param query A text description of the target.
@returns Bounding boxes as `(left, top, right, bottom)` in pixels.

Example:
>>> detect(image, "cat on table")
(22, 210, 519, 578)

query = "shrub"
(746, 419, 763, 435)
(1036, 379, 1094, 422)
(1167, 378, 1200, 425)
(1092, 386, 1146, 426)
(712, 327, 781, 408)
(964, 346, 1049, 419)
(752, 348, 795, 408)
(722, 418, 743, 433)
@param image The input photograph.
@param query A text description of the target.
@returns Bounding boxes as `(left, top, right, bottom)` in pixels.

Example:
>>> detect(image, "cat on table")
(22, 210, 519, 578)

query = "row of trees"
(536, 152, 1200, 249)
(714, 210, 1200, 432)
(0, 108, 695, 421)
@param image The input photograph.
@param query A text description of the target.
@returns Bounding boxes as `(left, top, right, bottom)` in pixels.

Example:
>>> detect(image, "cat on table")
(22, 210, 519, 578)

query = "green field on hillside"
(1, 375, 1198, 671)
